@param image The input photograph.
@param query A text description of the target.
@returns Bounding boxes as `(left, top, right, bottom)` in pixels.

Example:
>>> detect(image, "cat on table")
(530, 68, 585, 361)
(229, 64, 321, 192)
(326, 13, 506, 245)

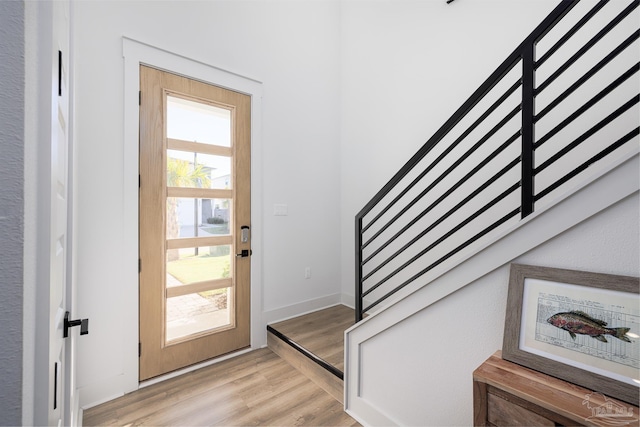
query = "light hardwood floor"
(83, 348, 359, 426)
(269, 305, 355, 372)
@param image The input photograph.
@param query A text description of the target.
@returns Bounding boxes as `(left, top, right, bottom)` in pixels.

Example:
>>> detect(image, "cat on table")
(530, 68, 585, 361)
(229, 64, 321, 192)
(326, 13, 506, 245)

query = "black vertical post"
(355, 216, 363, 322)
(521, 42, 535, 218)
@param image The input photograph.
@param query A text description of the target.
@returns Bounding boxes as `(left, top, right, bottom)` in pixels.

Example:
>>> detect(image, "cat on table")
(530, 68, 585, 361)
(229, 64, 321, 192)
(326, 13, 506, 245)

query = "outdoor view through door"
(139, 65, 251, 381)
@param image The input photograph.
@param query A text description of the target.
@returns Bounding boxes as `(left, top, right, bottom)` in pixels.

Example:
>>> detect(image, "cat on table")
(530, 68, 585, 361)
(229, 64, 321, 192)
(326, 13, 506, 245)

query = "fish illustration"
(547, 311, 631, 343)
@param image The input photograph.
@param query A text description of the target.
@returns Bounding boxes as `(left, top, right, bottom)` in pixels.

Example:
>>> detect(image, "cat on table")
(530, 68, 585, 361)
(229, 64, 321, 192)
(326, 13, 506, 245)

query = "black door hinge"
(53, 362, 58, 409)
(139, 91, 141, 106)
(139, 342, 142, 357)
(139, 174, 141, 188)
(58, 50, 62, 97)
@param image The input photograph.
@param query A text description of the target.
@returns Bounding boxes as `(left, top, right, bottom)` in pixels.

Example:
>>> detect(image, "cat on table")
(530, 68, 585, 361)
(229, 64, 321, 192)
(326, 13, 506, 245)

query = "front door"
(139, 66, 251, 380)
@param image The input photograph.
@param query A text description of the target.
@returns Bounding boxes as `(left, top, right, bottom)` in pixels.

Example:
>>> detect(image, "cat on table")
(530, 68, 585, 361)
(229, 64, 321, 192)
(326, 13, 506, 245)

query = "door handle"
(63, 311, 89, 338)
(236, 249, 252, 258)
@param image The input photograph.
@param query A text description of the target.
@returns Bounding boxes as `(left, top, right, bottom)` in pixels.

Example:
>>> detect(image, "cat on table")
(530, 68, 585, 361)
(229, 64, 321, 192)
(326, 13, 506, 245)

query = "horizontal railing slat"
(535, 95, 639, 174)
(535, 62, 639, 148)
(362, 134, 519, 267)
(363, 205, 521, 312)
(362, 155, 520, 283)
(535, 0, 610, 69)
(362, 181, 520, 299)
(535, 127, 640, 201)
(535, 30, 640, 123)
(362, 103, 521, 249)
(535, 1, 639, 95)
(361, 79, 522, 236)
(356, 56, 528, 221)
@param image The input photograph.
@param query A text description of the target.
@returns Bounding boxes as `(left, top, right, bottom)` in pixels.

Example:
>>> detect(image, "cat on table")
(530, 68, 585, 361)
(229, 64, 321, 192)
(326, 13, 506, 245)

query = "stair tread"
(269, 305, 355, 374)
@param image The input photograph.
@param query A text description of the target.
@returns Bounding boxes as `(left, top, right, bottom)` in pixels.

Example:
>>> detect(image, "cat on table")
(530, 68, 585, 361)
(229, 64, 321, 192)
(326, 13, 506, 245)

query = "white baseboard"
(262, 293, 343, 325)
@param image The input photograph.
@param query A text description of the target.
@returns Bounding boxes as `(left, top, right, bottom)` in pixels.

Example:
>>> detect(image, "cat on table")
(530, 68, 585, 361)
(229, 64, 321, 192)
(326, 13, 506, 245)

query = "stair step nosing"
(266, 325, 344, 380)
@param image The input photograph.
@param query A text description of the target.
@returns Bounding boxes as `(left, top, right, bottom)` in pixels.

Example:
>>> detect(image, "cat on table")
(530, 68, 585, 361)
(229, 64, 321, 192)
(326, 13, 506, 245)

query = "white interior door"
(47, 1, 76, 425)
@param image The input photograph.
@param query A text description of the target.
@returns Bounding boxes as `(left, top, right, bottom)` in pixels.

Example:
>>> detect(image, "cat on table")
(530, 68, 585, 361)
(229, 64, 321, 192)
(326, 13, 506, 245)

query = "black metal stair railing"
(355, 0, 639, 322)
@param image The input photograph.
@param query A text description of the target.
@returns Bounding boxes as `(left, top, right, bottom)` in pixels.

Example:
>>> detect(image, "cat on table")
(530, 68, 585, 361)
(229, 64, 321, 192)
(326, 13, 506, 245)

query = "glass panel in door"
(165, 93, 234, 344)
(167, 95, 231, 147)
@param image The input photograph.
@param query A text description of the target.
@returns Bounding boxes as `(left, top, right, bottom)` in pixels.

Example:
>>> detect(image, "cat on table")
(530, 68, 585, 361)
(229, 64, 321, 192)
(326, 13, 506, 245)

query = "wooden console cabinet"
(473, 351, 639, 427)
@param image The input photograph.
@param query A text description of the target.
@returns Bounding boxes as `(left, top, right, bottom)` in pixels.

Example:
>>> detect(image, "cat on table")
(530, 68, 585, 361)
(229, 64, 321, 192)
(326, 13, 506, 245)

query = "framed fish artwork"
(502, 263, 639, 405)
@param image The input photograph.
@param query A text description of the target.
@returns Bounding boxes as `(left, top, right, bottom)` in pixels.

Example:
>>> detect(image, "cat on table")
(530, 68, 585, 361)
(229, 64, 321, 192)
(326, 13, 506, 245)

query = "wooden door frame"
(123, 38, 264, 391)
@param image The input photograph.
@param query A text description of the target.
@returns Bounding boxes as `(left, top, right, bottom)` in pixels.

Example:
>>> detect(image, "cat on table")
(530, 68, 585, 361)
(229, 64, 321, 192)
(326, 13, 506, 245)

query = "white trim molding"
(117, 37, 264, 398)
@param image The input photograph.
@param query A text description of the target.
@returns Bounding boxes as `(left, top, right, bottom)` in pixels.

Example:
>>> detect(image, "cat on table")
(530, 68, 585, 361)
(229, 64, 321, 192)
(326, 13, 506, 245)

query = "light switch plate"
(274, 204, 288, 216)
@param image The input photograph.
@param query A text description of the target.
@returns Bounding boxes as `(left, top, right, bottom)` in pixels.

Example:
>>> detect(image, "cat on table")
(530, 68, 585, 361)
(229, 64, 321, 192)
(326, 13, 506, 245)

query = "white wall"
(339, 0, 560, 301)
(72, 0, 341, 407)
(0, 1, 24, 424)
(352, 193, 639, 426)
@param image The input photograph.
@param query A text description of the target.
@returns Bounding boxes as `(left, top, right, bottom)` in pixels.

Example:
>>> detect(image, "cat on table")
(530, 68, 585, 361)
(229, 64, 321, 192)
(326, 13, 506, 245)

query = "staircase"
(267, 305, 355, 404)
(267, 2, 638, 425)
(344, 0, 639, 425)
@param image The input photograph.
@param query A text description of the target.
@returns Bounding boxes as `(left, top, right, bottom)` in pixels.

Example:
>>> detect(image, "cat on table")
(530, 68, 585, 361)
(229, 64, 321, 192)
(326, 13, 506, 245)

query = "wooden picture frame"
(503, 263, 640, 405)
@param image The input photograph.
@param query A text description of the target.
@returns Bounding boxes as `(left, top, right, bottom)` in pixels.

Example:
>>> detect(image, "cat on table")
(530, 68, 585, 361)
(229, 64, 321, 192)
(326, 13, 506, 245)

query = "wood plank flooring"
(267, 330, 344, 404)
(268, 305, 355, 372)
(82, 348, 359, 426)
